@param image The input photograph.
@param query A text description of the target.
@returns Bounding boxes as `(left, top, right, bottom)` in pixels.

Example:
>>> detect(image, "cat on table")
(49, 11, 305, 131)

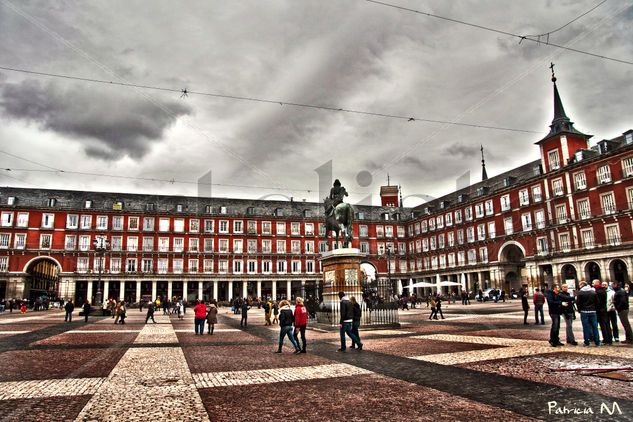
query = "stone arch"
(22, 256, 62, 274)
(23, 257, 62, 301)
(498, 241, 526, 263)
(560, 263, 578, 285)
(608, 258, 629, 285)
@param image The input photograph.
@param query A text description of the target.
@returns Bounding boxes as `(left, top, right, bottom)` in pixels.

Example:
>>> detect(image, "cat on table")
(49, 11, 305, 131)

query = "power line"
(365, 0, 633, 66)
(524, 0, 607, 39)
(0, 65, 540, 135)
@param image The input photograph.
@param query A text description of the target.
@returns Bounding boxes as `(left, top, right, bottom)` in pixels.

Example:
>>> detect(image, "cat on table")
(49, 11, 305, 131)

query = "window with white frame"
(173, 238, 184, 252)
(262, 260, 272, 273)
(189, 238, 199, 252)
(112, 216, 123, 231)
(500, 194, 511, 211)
(605, 224, 621, 245)
(143, 217, 154, 231)
(574, 171, 587, 190)
(428, 218, 436, 231)
(464, 207, 473, 221)
(430, 236, 436, 250)
(479, 247, 488, 263)
(422, 238, 429, 251)
(127, 236, 138, 252)
(518, 189, 529, 206)
(359, 225, 368, 237)
(42, 213, 55, 229)
(111, 236, 122, 251)
(457, 229, 465, 245)
(79, 235, 91, 251)
(376, 225, 384, 237)
(173, 218, 184, 233)
(305, 223, 314, 236)
(233, 239, 243, 254)
(421, 221, 428, 232)
(457, 251, 465, 266)
(96, 216, 108, 230)
(306, 260, 315, 273)
(600, 192, 616, 215)
(548, 149, 560, 170)
(487, 221, 496, 238)
(466, 227, 475, 243)
(172, 259, 183, 274)
(204, 238, 214, 252)
(447, 232, 455, 247)
(276, 222, 286, 235)
(233, 259, 243, 273)
(262, 239, 272, 253)
(558, 233, 571, 252)
(628, 187, 633, 209)
(262, 221, 271, 235)
(534, 209, 545, 229)
(276, 260, 286, 273)
(385, 225, 394, 237)
(159, 218, 170, 232)
(360, 242, 369, 253)
(292, 260, 301, 273)
(622, 156, 633, 178)
(577, 198, 591, 219)
(475, 203, 485, 218)
(65, 235, 77, 250)
(597, 164, 612, 184)
(454, 210, 462, 224)
(77, 257, 89, 273)
(291, 222, 300, 235)
(218, 260, 228, 273)
(436, 216, 443, 229)
(477, 224, 486, 241)
(143, 236, 154, 251)
(467, 249, 477, 264)
(234, 220, 243, 233)
(247, 260, 257, 274)
(438, 234, 445, 249)
(110, 257, 121, 273)
(291, 240, 301, 254)
(14, 233, 26, 249)
(203, 259, 213, 273)
(445, 213, 453, 226)
(581, 229, 594, 248)
(219, 220, 229, 233)
(276, 240, 286, 254)
(247, 220, 257, 234)
(66, 214, 78, 229)
(126, 258, 138, 273)
(532, 185, 542, 202)
(190, 219, 200, 233)
(142, 259, 153, 273)
(247, 239, 257, 253)
(431, 256, 438, 269)
(552, 179, 564, 196)
(128, 216, 139, 231)
(504, 217, 514, 235)
(438, 255, 446, 269)
(555, 204, 568, 224)
(319, 223, 326, 237)
(305, 240, 314, 253)
(448, 253, 455, 267)
(203, 219, 214, 233)
(158, 237, 169, 252)
(157, 258, 168, 274)
(536, 237, 548, 255)
(219, 239, 229, 253)
(484, 200, 494, 215)
(80, 215, 91, 229)
(521, 213, 532, 231)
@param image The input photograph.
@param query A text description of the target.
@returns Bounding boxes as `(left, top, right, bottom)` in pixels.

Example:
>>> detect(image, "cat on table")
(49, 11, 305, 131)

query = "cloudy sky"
(1, 0, 632, 207)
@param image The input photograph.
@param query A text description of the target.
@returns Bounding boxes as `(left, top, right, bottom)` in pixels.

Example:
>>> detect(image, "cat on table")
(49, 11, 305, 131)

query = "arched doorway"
(25, 258, 61, 302)
(609, 259, 629, 285)
(585, 261, 601, 282)
(499, 243, 525, 292)
(560, 264, 578, 287)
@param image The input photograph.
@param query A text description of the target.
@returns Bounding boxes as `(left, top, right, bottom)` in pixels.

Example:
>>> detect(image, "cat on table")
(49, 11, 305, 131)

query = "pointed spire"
(398, 185, 403, 208)
(481, 145, 488, 181)
(387, 173, 390, 186)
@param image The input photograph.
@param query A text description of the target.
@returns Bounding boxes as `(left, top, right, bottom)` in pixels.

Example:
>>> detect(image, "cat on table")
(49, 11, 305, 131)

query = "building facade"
(1, 76, 632, 304)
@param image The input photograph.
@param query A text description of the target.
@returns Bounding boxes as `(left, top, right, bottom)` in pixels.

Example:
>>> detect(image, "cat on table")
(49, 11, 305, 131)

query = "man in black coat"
(520, 287, 530, 324)
(594, 280, 612, 345)
(82, 301, 91, 323)
(613, 281, 633, 344)
(559, 284, 577, 345)
(546, 286, 564, 347)
(64, 300, 75, 323)
(337, 291, 362, 352)
(576, 281, 600, 346)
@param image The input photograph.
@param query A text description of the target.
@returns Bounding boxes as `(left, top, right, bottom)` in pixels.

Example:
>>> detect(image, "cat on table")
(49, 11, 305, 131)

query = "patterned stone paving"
(0, 302, 631, 421)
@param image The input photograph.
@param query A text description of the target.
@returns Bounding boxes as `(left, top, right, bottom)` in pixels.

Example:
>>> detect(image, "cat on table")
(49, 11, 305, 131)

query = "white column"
(183, 281, 188, 301)
(228, 281, 233, 301)
(198, 281, 203, 300)
(135, 281, 141, 303)
(397, 279, 403, 296)
(257, 281, 262, 299)
(86, 281, 93, 304)
(272, 281, 277, 300)
(119, 280, 125, 301)
(103, 280, 110, 302)
(167, 281, 173, 301)
(301, 280, 306, 298)
(286, 280, 291, 300)
(408, 278, 413, 295)
(151, 280, 157, 301)
(242, 281, 248, 298)
(213, 281, 218, 301)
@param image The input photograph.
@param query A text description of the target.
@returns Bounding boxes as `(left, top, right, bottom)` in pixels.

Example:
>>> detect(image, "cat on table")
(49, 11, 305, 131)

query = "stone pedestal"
(318, 248, 364, 326)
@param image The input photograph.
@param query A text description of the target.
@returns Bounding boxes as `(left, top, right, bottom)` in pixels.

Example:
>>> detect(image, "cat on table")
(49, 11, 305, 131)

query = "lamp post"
(93, 234, 109, 306)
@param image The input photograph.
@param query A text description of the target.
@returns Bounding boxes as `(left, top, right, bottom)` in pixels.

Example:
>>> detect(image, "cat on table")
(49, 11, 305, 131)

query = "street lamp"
(93, 234, 109, 306)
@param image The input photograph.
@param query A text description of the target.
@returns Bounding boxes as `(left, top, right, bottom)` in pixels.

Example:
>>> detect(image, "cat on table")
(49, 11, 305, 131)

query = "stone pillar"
(242, 280, 248, 298)
(213, 281, 218, 301)
(135, 281, 141, 303)
(257, 281, 262, 299)
(228, 281, 233, 301)
(286, 280, 291, 300)
(272, 281, 277, 301)
(167, 281, 173, 301)
(183, 281, 188, 301)
(198, 281, 203, 300)
(86, 281, 93, 304)
(151, 280, 157, 301)
(103, 280, 110, 302)
(301, 280, 306, 298)
(119, 280, 125, 301)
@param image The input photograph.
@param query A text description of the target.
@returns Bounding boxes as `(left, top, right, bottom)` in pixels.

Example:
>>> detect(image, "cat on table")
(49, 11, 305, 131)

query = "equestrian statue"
(324, 179, 354, 249)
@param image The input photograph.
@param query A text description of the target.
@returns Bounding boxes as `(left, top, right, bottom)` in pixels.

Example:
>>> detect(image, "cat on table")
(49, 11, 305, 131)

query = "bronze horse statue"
(324, 197, 354, 249)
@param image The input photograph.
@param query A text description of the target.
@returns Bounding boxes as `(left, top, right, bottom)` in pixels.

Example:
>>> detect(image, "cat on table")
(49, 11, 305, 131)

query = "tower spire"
(387, 173, 390, 186)
(481, 145, 488, 181)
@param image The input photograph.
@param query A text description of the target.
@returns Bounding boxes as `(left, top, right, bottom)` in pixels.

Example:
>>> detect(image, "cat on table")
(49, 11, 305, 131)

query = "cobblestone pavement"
(0, 303, 631, 421)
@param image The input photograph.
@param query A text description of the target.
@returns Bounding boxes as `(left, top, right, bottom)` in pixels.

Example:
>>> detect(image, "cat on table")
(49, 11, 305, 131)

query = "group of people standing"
(193, 299, 219, 335)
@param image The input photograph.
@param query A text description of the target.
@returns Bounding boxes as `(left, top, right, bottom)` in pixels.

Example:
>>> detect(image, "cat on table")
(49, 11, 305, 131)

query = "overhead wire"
(523, 0, 608, 39)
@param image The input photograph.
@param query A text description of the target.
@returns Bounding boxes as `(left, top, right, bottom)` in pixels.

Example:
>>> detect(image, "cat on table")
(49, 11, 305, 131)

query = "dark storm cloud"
(0, 78, 192, 159)
(445, 143, 486, 159)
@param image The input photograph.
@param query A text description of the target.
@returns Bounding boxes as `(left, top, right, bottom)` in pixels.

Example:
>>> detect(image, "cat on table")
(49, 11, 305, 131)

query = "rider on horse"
(327, 179, 348, 217)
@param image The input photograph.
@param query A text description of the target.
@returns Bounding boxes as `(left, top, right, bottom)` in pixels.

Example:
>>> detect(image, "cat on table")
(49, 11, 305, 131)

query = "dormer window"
(84, 200, 92, 209)
(625, 132, 633, 145)
(274, 208, 284, 217)
(7, 197, 15, 206)
(146, 203, 156, 212)
(204, 205, 212, 214)
(220, 206, 227, 214)
(176, 204, 184, 213)
(48, 198, 57, 207)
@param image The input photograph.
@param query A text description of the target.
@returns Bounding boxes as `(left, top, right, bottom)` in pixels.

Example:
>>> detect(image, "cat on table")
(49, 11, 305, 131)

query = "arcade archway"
(609, 259, 629, 285)
(584, 261, 601, 282)
(25, 258, 61, 301)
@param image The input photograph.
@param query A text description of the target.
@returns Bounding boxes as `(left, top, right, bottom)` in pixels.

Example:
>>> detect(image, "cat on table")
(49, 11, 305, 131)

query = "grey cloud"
(0, 78, 192, 160)
(444, 143, 488, 159)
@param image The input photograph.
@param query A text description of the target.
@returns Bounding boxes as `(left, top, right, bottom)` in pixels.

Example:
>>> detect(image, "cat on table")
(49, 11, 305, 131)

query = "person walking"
(82, 301, 91, 323)
(113, 301, 122, 324)
(193, 300, 207, 335)
(272, 301, 279, 324)
(293, 297, 308, 353)
(435, 295, 445, 319)
(606, 282, 620, 343)
(145, 301, 157, 324)
(350, 297, 362, 350)
(545, 286, 564, 347)
(337, 291, 362, 352)
(576, 281, 601, 347)
(595, 280, 613, 345)
(118, 301, 127, 324)
(429, 297, 438, 320)
(533, 288, 545, 325)
(613, 281, 633, 344)
(206, 299, 218, 335)
(275, 300, 300, 354)
(240, 299, 251, 327)
(64, 299, 74, 322)
(263, 298, 272, 326)
(520, 288, 530, 325)
(559, 284, 577, 345)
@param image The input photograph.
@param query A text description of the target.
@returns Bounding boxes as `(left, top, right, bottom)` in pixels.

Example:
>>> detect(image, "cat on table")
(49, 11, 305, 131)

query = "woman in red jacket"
(293, 297, 308, 353)
(193, 300, 207, 335)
